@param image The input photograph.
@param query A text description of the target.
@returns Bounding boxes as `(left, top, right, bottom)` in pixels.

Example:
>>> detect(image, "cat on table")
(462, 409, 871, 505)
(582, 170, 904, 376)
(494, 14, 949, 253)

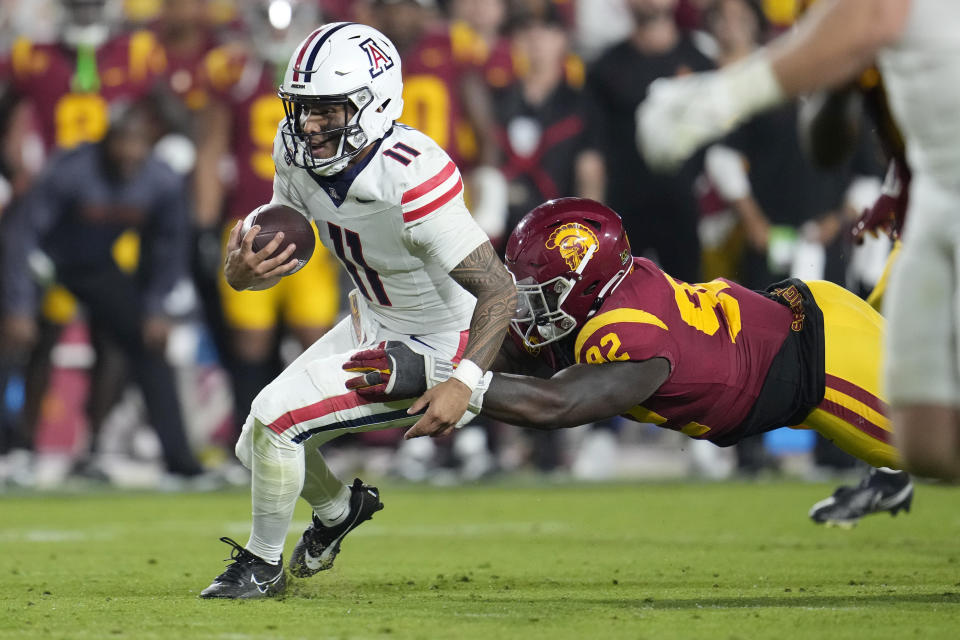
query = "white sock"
(301, 444, 352, 527)
(246, 421, 304, 564)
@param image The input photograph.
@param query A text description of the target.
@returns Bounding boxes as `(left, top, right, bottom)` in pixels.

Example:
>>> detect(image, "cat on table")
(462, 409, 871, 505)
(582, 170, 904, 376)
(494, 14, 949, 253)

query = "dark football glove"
(344, 341, 453, 401)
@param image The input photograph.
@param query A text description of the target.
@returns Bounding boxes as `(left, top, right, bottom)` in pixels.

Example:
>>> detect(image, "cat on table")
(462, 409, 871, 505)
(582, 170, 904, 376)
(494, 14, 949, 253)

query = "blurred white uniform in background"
(879, 1, 960, 407)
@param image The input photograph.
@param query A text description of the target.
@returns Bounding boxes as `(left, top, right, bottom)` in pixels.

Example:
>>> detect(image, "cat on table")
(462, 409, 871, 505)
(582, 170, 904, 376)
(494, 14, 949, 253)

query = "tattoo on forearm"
(450, 242, 518, 371)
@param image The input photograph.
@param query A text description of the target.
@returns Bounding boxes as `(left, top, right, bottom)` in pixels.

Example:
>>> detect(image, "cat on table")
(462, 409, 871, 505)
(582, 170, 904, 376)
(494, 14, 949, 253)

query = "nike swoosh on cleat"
(876, 484, 913, 510)
(251, 573, 280, 593)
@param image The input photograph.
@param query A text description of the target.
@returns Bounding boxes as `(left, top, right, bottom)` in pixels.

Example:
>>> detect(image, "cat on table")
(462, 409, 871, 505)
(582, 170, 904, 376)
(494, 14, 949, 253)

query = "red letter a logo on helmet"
(360, 38, 394, 78)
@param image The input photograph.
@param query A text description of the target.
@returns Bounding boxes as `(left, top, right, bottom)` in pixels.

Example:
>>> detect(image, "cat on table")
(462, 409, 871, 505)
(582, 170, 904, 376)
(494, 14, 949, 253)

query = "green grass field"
(2, 479, 959, 639)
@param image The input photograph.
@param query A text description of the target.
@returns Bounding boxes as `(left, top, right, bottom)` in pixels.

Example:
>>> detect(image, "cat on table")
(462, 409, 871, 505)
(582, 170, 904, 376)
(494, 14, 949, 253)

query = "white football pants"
(234, 296, 468, 563)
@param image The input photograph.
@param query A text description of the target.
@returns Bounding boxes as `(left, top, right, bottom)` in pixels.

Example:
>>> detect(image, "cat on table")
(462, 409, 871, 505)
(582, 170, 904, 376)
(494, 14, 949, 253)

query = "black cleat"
(200, 537, 285, 599)
(809, 468, 914, 528)
(289, 478, 384, 578)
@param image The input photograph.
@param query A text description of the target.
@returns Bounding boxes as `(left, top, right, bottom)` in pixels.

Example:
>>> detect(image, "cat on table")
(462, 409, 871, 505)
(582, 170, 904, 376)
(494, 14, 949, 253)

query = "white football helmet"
(278, 22, 404, 176)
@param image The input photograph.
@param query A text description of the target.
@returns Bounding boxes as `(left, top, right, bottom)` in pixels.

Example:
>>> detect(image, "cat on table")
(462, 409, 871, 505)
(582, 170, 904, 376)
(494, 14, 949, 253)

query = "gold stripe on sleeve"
(574, 308, 668, 358)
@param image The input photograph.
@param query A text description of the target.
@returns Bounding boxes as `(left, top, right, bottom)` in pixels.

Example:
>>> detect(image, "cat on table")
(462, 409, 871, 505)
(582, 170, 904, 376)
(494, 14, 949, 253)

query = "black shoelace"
(215, 536, 262, 584)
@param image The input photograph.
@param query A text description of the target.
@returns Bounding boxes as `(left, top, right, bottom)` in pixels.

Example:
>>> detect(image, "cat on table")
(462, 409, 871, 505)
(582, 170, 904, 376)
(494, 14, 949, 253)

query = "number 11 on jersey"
(327, 222, 392, 306)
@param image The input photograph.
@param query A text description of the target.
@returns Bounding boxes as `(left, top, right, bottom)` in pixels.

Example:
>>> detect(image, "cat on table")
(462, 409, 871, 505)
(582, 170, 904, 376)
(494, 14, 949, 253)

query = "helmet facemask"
(510, 243, 598, 348)
(278, 86, 376, 176)
(511, 274, 578, 348)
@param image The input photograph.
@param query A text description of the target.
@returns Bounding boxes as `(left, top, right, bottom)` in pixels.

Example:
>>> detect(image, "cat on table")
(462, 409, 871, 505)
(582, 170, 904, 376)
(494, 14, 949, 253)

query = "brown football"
(241, 203, 316, 274)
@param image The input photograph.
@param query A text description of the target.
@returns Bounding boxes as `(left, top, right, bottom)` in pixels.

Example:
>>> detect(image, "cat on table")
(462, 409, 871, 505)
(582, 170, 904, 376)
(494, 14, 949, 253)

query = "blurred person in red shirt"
(4, 0, 164, 171)
(152, 0, 220, 113)
(448, 0, 514, 91)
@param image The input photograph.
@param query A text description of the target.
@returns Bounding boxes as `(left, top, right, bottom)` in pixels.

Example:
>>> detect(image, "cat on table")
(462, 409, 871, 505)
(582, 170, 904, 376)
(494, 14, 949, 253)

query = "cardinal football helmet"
(278, 22, 404, 176)
(505, 198, 633, 348)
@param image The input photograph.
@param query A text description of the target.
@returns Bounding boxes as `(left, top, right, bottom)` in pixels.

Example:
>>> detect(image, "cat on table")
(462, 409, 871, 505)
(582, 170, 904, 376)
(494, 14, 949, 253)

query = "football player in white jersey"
(636, 0, 960, 482)
(200, 22, 517, 599)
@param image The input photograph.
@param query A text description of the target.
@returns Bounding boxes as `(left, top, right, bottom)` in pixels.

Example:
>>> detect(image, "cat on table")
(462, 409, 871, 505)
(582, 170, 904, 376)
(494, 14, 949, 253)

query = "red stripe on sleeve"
(401, 161, 456, 205)
(402, 177, 464, 222)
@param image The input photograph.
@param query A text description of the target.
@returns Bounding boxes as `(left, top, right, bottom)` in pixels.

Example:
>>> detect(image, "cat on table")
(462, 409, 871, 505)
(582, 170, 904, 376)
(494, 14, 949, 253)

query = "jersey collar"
(307, 127, 394, 208)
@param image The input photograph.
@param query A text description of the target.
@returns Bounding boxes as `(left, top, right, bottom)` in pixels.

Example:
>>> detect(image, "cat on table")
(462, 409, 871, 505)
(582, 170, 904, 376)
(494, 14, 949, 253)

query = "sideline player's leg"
(886, 177, 960, 480)
(793, 281, 913, 526)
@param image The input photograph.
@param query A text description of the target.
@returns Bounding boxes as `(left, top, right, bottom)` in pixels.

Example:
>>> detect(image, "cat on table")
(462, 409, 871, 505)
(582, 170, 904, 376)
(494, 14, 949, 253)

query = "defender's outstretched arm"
(482, 359, 670, 430)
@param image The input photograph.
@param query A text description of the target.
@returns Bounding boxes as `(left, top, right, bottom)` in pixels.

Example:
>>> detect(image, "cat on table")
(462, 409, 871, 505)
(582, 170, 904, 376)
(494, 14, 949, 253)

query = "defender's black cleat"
(809, 468, 914, 528)
(289, 478, 384, 578)
(200, 537, 285, 599)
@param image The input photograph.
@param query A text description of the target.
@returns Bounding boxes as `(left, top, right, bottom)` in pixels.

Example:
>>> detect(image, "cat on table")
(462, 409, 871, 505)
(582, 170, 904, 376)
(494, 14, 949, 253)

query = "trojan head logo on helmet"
(506, 198, 632, 348)
(545, 223, 600, 271)
(278, 22, 404, 176)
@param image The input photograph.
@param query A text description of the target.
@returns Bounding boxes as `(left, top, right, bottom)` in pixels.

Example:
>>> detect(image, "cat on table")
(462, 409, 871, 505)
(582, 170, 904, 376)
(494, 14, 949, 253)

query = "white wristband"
(451, 358, 483, 391)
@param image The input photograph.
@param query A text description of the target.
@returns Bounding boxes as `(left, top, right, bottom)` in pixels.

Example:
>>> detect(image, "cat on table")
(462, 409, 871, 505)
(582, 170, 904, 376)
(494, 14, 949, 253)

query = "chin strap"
(584, 263, 632, 320)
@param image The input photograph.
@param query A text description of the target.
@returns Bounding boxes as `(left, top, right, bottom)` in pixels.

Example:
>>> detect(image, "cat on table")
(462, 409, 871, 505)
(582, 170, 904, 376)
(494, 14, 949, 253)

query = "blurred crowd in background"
(0, 0, 890, 490)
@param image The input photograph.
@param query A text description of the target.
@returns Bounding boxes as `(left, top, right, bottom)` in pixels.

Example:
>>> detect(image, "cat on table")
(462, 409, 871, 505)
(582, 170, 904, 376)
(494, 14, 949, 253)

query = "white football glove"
(637, 54, 785, 172)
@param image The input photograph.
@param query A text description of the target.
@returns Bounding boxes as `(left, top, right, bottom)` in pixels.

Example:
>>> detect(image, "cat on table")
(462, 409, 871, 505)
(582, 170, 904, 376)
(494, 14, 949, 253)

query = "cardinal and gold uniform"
(399, 25, 481, 170)
(9, 31, 165, 322)
(9, 31, 164, 151)
(154, 30, 219, 112)
(570, 257, 897, 468)
(200, 45, 338, 331)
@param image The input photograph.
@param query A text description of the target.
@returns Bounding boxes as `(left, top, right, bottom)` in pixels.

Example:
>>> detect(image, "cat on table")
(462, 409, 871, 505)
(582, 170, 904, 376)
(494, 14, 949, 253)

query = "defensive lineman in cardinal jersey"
(200, 22, 516, 599)
(345, 199, 907, 527)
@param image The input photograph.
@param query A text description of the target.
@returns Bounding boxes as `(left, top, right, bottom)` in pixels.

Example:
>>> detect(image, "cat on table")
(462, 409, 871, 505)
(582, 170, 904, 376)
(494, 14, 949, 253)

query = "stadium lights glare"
(268, 0, 292, 30)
